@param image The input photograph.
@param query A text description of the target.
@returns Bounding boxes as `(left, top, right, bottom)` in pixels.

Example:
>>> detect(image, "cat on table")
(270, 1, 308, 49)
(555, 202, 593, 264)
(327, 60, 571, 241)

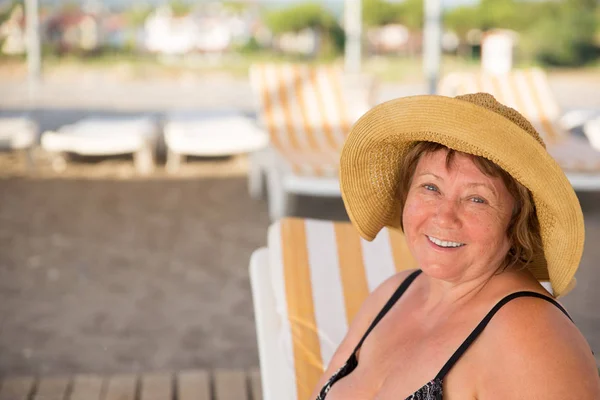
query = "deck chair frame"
(248, 64, 375, 220)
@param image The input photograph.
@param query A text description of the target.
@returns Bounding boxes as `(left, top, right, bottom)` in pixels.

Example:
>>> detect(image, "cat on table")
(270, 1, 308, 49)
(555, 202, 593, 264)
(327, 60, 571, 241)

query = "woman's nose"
(433, 199, 461, 228)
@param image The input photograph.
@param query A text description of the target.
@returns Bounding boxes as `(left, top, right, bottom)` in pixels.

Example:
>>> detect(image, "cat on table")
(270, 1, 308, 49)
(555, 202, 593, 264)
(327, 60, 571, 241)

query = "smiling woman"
(401, 148, 517, 283)
(398, 142, 542, 279)
(309, 93, 600, 399)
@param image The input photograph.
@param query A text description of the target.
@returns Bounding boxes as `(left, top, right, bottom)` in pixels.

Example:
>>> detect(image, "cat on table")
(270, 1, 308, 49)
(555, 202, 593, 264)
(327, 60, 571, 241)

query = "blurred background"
(0, 0, 599, 389)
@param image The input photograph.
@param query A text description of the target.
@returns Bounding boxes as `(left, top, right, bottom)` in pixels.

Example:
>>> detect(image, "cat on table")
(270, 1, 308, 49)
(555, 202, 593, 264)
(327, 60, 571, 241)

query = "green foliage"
(236, 36, 262, 54)
(445, 0, 599, 67)
(124, 5, 153, 28)
(396, 0, 424, 30)
(168, 0, 191, 17)
(264, 2, 336, 35)
(0, 1, 22, 25)
(362, 0, 402, 27)
(522, 4, 598, 66)
(444, 6, 480, 36)
(362, 0, 423, 29)
(222, 1, 250, 14)
(478, 0, 521, 30)
(263, 2, 344, 57)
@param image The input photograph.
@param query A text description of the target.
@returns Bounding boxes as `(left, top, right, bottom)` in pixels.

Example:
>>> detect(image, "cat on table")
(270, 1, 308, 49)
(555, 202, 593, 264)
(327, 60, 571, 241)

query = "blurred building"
(144, 4, 255, 55)
(367, 24, 422, 56)
(46, 11, 101, 52)
(273, 28, 319, 56)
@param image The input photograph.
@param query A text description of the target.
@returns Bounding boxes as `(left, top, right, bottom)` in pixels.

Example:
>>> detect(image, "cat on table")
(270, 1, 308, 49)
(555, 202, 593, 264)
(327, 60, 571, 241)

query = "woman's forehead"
(415, 150, 506, 190)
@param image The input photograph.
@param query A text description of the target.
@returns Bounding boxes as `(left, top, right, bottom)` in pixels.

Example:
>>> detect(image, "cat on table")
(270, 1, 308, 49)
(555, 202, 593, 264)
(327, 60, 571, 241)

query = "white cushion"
(0, 117, 37, 149)
(41, 117, 157, 155)
(164, 112, 268, 156)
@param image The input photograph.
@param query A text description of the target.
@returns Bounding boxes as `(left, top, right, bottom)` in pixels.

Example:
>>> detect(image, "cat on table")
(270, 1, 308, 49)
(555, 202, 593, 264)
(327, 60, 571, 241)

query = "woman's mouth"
(426, 235, 465, 248)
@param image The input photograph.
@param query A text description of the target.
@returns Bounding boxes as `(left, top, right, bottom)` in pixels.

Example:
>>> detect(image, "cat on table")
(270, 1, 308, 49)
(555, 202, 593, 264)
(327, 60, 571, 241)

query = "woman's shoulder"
(369, 268, 419, 305)
(476, 290, 600, 398)
(347, 268, 418, 330)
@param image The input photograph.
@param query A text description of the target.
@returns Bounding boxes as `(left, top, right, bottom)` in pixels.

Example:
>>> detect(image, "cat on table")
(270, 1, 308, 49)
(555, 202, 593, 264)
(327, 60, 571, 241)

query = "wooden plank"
(33, 377, 70, 400)
(104, 374, 137, 400)
(140, 373, 172, 400)
(0, 376, 35, 400)
(177, 370, 210, 400)
(249, 369, 262, 400)
(214, 369, 248, 400)
(69, 375, 104, 400)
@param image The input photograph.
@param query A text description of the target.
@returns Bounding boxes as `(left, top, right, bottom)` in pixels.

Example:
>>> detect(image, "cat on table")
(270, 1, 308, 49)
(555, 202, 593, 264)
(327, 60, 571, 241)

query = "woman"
(310, 93, 600, 399)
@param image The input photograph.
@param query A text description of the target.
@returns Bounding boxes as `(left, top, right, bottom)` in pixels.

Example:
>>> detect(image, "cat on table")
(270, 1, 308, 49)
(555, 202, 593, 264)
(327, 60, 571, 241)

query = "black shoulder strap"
(435, 291, 572, 380)
(352, 269, 423, 353)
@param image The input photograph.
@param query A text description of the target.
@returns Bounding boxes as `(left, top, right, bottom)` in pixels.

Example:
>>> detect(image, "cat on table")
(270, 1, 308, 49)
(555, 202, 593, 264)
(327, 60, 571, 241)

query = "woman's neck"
(417, 266, 504, 318)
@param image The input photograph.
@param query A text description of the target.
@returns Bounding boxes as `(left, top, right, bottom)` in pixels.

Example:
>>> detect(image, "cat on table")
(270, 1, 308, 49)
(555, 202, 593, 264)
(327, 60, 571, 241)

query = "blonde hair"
(396, 141, 543, 270)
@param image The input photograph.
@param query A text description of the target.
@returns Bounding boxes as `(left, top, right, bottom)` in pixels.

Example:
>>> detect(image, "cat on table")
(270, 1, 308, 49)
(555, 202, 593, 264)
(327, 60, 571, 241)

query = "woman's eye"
(423, 184, 438, 192)
(471, 197, 486, 204)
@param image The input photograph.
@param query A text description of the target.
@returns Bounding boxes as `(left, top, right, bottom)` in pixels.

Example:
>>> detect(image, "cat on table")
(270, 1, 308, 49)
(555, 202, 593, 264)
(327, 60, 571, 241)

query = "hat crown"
(456, 93, 546, 149)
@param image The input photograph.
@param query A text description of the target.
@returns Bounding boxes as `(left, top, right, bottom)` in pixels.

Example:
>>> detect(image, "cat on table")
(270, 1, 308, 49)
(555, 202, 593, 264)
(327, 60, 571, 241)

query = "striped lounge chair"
(248, 64, 374, 220)
(250, 218, 418, 400)
(438, 68, 600, 191)
(249, 218, 557, 400)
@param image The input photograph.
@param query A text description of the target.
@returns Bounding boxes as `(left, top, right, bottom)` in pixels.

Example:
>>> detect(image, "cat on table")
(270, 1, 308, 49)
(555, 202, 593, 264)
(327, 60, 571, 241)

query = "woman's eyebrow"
(415, 172, 442, 180)
(465, 182, 498, 197)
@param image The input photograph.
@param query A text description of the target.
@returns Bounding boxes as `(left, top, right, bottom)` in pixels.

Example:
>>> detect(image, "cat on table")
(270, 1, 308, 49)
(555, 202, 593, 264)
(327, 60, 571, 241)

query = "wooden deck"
(0, 369, 262, 400)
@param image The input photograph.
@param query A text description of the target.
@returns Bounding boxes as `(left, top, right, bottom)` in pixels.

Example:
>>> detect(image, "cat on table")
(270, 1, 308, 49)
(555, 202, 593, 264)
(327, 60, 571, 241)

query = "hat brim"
(340, 95, 584, 297)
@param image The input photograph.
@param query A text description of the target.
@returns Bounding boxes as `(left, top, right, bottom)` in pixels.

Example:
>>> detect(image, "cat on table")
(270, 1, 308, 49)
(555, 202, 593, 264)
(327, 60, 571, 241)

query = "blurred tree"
(362, 0, 423, 29)
(445, 0, 598, 67)
(264, 2, 343, 57)
(169, 0, 191, 17)
(222, 1, 250, 14)
(444, 5, 480, 37)
(124, 4, 153, 28)
(478, 0, 521, 30)
(396, 0, 424, 30)
(362, 0, 402, 27)
(0, 1, 21, 25)
(522, 1, 598, 66)
(265, 2, 336, 35)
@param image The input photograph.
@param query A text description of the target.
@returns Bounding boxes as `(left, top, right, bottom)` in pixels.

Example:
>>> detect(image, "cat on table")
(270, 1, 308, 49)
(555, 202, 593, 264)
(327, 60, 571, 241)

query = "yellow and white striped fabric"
(267, 218, 417, 400)
(249, 64, 370, 178)
(438, 68, 600, 172)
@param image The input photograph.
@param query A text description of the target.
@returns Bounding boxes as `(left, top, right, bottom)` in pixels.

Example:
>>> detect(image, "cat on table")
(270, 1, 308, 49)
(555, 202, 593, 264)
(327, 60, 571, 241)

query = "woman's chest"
(325, 315, 480, 399)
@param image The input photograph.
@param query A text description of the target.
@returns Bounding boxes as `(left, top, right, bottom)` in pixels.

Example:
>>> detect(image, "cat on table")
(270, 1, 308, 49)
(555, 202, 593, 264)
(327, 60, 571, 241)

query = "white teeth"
(427, 235, 464, 248)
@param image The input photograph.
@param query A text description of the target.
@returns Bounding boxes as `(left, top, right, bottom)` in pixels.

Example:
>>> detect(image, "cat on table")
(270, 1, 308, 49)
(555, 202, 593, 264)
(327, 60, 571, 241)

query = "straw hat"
(339, 93, 584, 297)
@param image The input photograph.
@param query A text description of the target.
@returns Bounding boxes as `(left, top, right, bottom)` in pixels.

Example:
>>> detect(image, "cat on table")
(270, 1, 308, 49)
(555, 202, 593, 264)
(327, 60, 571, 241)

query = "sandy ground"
(0, 155, 349, 375)
(1, 72, 599, 376)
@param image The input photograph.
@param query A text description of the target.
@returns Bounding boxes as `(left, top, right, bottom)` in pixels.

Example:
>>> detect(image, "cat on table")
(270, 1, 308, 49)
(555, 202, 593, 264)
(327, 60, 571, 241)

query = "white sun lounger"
(438, 68, 600, 191)
(250, 217, 555, 400)
(0, 116, 38, 170)
(248, 64, 375, 220)
(41, 116, 159, 174)
(163, 110, 268, 173)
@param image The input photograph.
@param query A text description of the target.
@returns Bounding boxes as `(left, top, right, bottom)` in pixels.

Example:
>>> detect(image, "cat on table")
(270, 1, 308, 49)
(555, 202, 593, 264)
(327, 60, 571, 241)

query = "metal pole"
(344, 0, 362, 74)
(423, 0, 442, 94)
(25, 0, 41, 99)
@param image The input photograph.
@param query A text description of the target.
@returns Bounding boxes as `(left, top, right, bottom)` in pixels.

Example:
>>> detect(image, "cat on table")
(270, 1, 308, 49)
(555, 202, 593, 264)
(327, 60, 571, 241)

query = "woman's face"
(402, 149, 516, 282)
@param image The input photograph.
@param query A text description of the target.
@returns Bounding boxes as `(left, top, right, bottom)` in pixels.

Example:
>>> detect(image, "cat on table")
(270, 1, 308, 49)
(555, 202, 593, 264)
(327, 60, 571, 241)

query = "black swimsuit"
(316, 270, 572, 400)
